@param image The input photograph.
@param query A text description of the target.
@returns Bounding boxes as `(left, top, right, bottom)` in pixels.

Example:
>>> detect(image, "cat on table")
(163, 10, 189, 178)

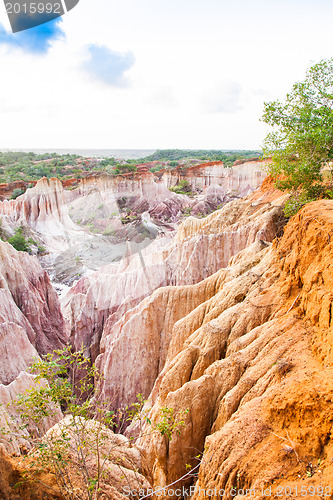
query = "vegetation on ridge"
(0, 149, 262, 184)
(139, 149, 262, 166)
(262, 58, 333, 215)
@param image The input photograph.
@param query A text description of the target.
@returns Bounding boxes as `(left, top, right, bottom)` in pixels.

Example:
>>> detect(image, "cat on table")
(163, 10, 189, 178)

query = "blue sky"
(0, 0, 332, 149)
(82, 45, 135, 87)
(0, 18, 64, 54)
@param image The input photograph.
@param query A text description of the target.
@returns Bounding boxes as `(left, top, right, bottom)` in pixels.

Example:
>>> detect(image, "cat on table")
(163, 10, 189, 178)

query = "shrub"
(262, 58, 333, 212)
(169, 180, 193, 196)
(283, 193, 315, 218)
(37, 244, 46, 254)
(102, 227, 114, 236)
(1, 347, 187, 500)
(11, 187, 25, 199)
(8, 229, 30, 252)
(182, 207, 192, 217)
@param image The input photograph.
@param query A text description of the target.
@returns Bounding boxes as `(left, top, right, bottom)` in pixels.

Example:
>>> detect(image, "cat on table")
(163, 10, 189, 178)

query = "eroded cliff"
(132, 199, 333, 499)
(92, 185, 287, 411)
(0, 240, 67, 454)
(0, 160, 267, 285)
(2, 172, 333, 499)
(0, 239, 67, 364)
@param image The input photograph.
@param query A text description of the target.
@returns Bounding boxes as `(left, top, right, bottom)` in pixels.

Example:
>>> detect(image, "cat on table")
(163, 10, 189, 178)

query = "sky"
(0, 0, 332, 150)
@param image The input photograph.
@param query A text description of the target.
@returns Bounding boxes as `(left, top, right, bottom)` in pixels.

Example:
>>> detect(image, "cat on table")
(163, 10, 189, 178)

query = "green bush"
(11, 188, 25, 199)
(182, 207, 192, 216)
(283, 193, 315, 218)
(262, 58, 333, 204)
(169, 180, 193, 196)
(1, 346, 188, 500)
(8, 229, 30, 252)
(102, 227, 114, 236)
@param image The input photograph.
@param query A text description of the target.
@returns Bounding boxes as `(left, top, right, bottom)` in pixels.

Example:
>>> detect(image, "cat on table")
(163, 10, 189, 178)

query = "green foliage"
(141, 149, 262, 166)
(0, 149, 262, 184)
(2, 347, 188, 499)
(150, 163, 165, 172)
(26, 237, 46, 254)
(100, 157, 117, 167)
(155, 407, 188, 441)
(0, 152, 95, 183)
(102, 226, 115, 236)
(169, 180, 193, 196)
(283, 193, 315, 218)
(262, 58, 333, 199)
(8, 227, 30, 252)
(11, 187, 25, 199)
(124, 393, 146, 425)
(112, 163, 137, 175)
(3, 347, 113, 499)
(37, 244, 46, 254)
(182, 207, 192, 217)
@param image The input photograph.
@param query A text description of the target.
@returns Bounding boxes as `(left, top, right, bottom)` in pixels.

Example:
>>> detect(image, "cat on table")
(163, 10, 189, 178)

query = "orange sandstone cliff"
(131, 199, 333, 499)
(2, 178, 333, 499)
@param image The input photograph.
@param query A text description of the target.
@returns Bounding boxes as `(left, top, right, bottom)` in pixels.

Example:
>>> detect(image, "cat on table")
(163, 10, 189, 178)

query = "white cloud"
(81, 45, 136, 87)
(0, 0, 333, 149)
(203, 81, 244, 114)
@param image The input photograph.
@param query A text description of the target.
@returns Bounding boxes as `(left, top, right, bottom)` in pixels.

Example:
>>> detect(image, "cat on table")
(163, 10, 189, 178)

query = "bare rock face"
(0, 447, 64, 499)
(0, 180, 36, 202)
(161, 159, 268, 193)
(83, 186, 288, 413)
(63, 186, 286, 373)
(68, 170, 229, 231)
(39, 416, 151, 499)
(0, 371, 63, 455)
(0, 323, 39, 386)
(96, 240, 271, 413)
(71, 161, 268, 227)
(0, 415, 150, 500)
(132, 199, 333, 497)
(0, 177, 85, 252)
(0, 239, 67, 459)
(0, 240, 67, 380)
(0, 164, 268, 283)
(0, 372, 37, 455)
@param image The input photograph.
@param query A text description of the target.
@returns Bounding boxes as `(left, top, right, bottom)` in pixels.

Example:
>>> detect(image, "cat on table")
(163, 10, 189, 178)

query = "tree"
(8, 228, 30, 252)
(1, 347, 187, 500)
(262, 58, 333, 201)
(11, 187, 25, 199)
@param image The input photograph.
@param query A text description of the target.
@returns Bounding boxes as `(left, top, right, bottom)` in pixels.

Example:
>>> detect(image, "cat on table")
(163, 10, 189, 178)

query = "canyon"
(1, 159, 332, 499)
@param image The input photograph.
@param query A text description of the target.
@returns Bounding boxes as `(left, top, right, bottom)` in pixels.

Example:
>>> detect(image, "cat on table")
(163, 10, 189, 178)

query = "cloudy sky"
(0, 0, 332, 150)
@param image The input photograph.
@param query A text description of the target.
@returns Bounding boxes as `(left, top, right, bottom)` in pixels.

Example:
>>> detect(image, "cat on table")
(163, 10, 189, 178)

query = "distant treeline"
(0, 149, 263, 184)
(139, 149, 263, 166)
(0, 151, 96, 183)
